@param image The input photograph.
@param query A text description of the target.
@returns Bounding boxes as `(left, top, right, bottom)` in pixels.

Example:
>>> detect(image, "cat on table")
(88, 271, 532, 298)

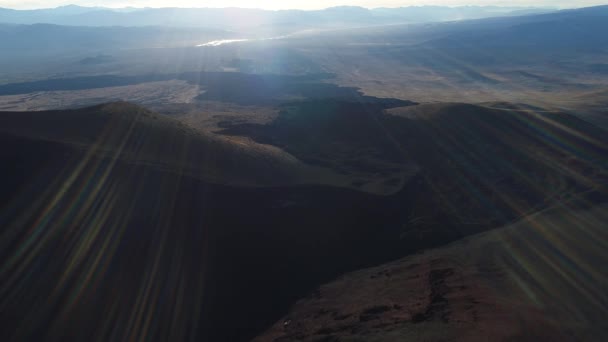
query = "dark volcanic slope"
(0, 102, 607, 342)
(0, 103, 410, 341)
(385, 103, 608, 225)
(0, 102, 339, 188)
(0, 103, 437, 342)
(256, 203, 608, 342)
(221, 101, 608, 228)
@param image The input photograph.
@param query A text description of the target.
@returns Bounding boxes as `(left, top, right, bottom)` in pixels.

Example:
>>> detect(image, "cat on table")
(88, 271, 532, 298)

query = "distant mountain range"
(0, 5, 555, 30)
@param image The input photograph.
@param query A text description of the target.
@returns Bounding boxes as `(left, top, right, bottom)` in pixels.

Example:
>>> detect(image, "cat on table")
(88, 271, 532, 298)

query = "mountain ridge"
(0, 5, 555, 29)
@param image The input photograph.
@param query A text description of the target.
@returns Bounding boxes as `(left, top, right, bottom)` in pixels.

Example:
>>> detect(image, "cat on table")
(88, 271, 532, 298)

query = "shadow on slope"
(256, 202, 608, 341)
(219, 100, 608, 227)
(219, 99, 418, 194)
(0, 102, 606, 342)
(0, 102, 338, 188)
(0, 103, 461, 342)
(385, 103, 608, 227)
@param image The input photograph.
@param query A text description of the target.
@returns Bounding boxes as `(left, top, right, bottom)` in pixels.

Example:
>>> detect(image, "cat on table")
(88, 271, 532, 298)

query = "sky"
(1, 0, 606, 10)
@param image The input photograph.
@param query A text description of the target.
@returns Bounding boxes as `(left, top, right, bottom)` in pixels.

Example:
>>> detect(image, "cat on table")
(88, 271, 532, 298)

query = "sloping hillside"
(385, 103, 608, 227)
(255, 202, 608, 341)
(0, 102, 424, 341)
(0, 102, 344, 188)
(0, 101, 606, 342)
(0, 103, 409, 341)
(219, 100, 608, 228)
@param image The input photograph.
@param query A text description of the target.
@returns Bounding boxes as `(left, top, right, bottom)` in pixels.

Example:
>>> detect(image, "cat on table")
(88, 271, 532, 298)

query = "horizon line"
(1, 3, 574, 12)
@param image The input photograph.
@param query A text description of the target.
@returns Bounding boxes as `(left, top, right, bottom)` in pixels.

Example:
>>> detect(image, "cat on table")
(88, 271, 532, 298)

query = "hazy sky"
(1, 0, 606, 10)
